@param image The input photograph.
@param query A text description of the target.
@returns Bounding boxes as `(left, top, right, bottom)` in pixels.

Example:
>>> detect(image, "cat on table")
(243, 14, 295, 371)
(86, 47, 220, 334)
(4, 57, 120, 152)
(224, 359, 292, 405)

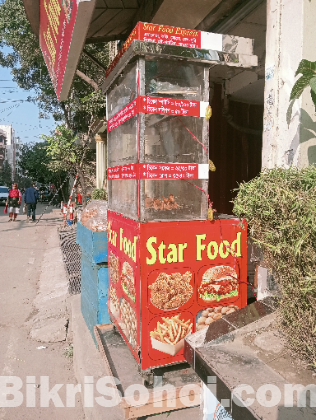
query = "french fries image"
(150, 314, 193, 356)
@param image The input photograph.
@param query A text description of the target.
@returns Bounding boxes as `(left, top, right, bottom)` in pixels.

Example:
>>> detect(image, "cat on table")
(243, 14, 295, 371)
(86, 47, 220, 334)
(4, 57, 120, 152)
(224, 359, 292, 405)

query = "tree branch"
(82, 49, 108, 72)
(75, 70, 98, 91)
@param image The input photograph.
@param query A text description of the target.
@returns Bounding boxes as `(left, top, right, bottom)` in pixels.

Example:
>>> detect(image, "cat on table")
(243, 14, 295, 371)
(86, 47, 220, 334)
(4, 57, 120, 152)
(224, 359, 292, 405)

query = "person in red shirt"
(6, 183, 22, 222)
(76, 192, 82, 205)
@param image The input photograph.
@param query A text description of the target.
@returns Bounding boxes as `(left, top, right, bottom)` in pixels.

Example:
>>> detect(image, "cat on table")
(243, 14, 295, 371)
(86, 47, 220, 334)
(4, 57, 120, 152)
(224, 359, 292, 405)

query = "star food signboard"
(40, 0, 95, 101)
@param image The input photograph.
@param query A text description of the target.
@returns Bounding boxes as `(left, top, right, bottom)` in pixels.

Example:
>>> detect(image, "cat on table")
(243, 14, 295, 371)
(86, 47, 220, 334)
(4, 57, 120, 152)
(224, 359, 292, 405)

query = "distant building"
(0, 124, 21, 180)
(14, 136, 23, 177)
(0, 127, 7, 171)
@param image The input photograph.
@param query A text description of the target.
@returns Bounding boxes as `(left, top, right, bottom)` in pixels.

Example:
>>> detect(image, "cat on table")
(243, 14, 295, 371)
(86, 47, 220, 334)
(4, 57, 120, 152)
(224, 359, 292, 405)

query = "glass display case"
(103, 23, 255, 372)
(144, 58, 205, 101)
(107, 61, 138, 119)
(107, 55, 209, 222)
(107, 115, 137, 167)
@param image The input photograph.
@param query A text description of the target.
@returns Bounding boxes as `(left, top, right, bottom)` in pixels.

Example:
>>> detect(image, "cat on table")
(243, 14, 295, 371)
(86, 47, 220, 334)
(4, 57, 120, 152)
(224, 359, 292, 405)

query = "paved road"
(0, 203, 84, 419)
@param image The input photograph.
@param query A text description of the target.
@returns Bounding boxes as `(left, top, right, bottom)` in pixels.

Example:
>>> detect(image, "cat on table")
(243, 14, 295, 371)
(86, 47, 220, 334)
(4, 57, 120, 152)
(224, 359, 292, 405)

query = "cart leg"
(140, 370, 154, 387)
(142, 374, 154, 387)
(110, 318, 117, 332)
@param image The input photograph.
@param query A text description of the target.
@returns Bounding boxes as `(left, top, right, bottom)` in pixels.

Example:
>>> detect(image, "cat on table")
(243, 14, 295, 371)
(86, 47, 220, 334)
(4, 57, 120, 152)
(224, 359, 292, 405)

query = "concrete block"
(30, 317, 68, 343)
(81, 286, 110, 343)
(98, 296, 110, 325)
(76, 222, 108, 263)
(97, 267, 109, 298)
(81, 291, 110, 345)
(81, 292, 98, 331)
(81, 253, 110, 329)
(81, 275, 99, 310)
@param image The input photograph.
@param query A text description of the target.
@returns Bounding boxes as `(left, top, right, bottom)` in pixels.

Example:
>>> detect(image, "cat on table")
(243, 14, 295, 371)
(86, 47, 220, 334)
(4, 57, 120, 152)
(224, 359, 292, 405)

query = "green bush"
(233, 166, 316, 369)
(91, 188, 107, 201)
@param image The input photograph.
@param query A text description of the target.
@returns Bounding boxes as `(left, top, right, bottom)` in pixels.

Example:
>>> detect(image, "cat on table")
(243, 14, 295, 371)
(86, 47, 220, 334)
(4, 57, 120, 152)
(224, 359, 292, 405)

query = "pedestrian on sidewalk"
(24, 183, 40, 222)
(6, 183, 22, 222)
(76, 191, 82, 205)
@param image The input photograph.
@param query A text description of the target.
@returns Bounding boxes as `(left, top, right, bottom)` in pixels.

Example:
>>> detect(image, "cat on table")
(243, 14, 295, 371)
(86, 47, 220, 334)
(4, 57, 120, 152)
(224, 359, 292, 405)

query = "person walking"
(76, 192, 82, 205)
(6, 183, 22, 222)
(24, 183, 39, 222)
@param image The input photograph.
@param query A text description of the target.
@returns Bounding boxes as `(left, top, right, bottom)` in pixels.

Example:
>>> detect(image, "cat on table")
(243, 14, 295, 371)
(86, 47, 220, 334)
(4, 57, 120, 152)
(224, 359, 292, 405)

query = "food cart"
(103, 22, 257, 372)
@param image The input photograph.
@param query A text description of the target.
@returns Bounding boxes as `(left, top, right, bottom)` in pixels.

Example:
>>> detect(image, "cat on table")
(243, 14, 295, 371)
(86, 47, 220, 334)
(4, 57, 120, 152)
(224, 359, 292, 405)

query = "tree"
(19, 142, 54, 184)
(13, 172, 32, 190)
(0, 160, 13, 187)
(0, 0, 109, 132)
(19, 141, 69, 201)
(43, 125, 96, 204)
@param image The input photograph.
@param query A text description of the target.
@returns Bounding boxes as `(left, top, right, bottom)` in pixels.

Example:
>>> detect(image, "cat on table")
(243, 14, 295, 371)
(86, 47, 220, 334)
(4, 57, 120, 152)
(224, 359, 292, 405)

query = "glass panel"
(108, 179, 138, 220)
(145, 58, 205, 101)
(143, 115, 207, 163)
(108, 116, 138, 167)
(141, 179, 208, 222)
(106, 57, 209, 222)
(107, 60, 138, 119)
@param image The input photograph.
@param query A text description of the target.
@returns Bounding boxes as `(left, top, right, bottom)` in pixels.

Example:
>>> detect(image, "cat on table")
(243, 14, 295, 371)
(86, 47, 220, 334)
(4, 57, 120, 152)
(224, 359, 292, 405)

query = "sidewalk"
(0, 204, 84, 419)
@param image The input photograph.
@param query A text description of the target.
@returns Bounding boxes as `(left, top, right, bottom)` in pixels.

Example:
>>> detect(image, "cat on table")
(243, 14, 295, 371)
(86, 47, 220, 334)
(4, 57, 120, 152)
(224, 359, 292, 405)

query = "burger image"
(121, 262, 136, 302)
(198, 266, 238, 302)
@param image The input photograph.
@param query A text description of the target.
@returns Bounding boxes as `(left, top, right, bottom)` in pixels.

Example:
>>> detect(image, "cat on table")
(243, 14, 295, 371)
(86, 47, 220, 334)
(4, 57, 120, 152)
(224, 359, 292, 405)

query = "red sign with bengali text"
(107, 163, 209, 180)
(140, 163, 199, 180)
(107, 164, 139, 180)
(105, 22, 205, 78)
(138, 22, 201, 48)
(40, 0, 95, 101)
(107, 96, 208, 132)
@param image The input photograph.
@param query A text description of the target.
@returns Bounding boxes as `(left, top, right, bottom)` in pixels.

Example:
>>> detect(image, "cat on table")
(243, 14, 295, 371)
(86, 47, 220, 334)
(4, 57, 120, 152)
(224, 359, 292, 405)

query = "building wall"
(0, 129, 7, 171)
(0, 125, 14, 146)
(262, 0, 316, 169)
(0, 125, 18, 180)
(14, 137, 22, 176)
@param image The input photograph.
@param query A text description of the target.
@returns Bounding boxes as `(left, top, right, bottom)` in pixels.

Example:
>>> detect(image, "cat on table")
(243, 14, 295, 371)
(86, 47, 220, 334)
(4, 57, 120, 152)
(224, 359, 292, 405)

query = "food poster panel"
(140, 218, 247, 370)
(107, 211, 141, 360)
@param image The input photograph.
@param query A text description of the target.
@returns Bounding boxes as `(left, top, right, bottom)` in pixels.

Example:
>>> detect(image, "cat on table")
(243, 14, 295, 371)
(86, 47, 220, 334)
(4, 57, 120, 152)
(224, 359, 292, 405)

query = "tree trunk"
(58, 174, 67, 202)
(60, 103, 71, 129)
(77, 166, 87, 207)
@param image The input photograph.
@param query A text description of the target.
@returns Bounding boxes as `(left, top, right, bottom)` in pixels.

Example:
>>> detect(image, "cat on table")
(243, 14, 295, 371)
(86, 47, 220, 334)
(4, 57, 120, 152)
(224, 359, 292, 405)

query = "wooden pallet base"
(94, 324, 201, 419)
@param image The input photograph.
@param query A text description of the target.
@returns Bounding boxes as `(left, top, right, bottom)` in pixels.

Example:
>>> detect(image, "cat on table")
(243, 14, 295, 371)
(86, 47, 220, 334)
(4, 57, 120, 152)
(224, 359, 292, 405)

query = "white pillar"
(95, 134, 107, 189)
(263, 0, 316, 169)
